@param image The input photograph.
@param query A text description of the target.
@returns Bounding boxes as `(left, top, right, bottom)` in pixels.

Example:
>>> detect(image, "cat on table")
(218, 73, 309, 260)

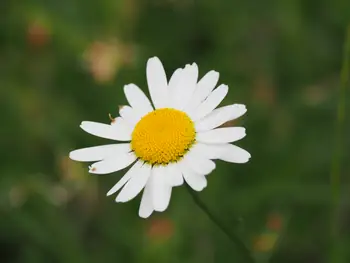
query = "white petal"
(171, 63, 198, 110)
(183, 150, 216, 175)
(146, 57, 169, 108)
(69, 143, 131, 162)
(168, 68, 183, 94)
(116, 163, 151, 202)
(165, 163, 184, 187)
(106, 161, 143, 196)
(190, 84, 228, 121)
(196, 127, 246, 144)
(178, 161, 207, 191)
(151, 166, 172, 212)
(195, 104, 247, 132)
(110, 117, 133, 141)
(219, 144, 251, 163)
(124, 84, 153, 116)
(119, 106, 142, 127)
(184, 70, 219, 114)
(80, 121, 130, 141)
(89, 152, 136, 174)
(190, 142, 228, 160)
(191, 143, 251, 163)
(138, 180, 154, 218)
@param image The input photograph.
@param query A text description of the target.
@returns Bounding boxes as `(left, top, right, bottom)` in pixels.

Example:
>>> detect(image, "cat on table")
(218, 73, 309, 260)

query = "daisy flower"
(69, 57, 250, 218)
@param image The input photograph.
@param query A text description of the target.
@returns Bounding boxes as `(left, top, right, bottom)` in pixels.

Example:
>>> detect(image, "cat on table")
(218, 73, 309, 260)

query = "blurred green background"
(1, 0, 350, 262)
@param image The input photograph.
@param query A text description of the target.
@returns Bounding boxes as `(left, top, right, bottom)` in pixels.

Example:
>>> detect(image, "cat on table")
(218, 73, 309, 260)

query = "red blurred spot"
(27, 21, 51, 48)
(266, 212, 283, 231)
(147, 217, 174, 241)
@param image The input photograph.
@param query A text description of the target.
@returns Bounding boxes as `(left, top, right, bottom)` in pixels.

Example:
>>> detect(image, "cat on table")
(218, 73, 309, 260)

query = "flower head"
(69, 57, 250, 218)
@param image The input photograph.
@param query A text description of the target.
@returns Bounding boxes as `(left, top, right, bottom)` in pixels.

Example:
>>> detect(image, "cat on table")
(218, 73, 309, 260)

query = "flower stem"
(186, 185, 255, 263)
(329, 25, 350, 263)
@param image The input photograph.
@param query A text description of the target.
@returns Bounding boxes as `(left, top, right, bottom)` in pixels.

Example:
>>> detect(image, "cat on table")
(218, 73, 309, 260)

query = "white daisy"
(69, 57, 251, 218)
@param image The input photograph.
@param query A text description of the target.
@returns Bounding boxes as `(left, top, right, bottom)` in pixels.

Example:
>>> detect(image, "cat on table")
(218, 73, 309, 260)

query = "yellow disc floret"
(131, 108, 196, 165)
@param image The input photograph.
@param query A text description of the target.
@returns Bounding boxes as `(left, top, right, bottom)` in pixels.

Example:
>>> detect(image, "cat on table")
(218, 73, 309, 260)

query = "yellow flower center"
(131, 108, 196, 165)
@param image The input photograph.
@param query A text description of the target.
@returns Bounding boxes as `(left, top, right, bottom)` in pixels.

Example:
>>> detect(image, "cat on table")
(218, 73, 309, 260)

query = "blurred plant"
(83, 40, 134, 83)
(252, 75, 276, 108)
(8, 185, 28, 208)
(252, 212, 287, 263)
(59, 156, 87, 188)
(302, 83, 332, 107)
(186, 185, 255, 263)
(329, 25, 350, 263)
(47, 185, 69, 206)
(58, 154, 101, 216)
(27, 19, 51, 49)
(253, 233, 279, 253)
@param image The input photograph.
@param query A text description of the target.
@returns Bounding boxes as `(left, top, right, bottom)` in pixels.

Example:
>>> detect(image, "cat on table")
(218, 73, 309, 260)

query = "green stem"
(330, 25, 350, 262)
(186, 185, 255, 263)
